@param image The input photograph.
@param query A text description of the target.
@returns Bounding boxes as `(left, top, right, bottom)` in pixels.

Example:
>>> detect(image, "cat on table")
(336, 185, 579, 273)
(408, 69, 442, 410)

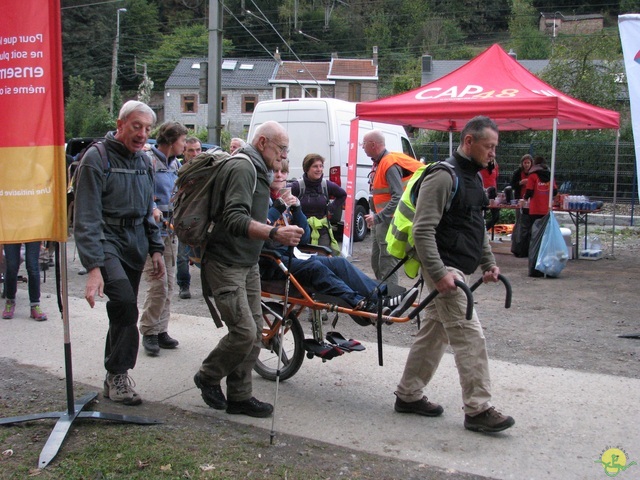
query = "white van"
(247, 98, 416, 241)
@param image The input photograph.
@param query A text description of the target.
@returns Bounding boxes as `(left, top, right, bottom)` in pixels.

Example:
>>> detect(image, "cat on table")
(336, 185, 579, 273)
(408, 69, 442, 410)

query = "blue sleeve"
(291, 207, 311, 244)
(267, 205, 282, 225)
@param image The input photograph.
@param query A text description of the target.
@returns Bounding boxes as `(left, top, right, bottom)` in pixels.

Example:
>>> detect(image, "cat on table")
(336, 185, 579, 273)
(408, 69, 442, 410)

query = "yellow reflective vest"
(386, 163, 458, 278)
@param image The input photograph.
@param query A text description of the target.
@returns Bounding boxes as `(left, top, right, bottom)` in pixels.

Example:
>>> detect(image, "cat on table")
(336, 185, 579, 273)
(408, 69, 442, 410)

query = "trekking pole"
(270, 244, 294, 445)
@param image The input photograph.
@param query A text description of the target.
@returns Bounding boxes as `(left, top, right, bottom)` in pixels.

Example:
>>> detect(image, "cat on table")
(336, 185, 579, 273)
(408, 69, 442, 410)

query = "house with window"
(539, 12, 603, 37)
(164, 56, 278, 138)
(270, 48, 378, 102)
(163, 49, 379, 138)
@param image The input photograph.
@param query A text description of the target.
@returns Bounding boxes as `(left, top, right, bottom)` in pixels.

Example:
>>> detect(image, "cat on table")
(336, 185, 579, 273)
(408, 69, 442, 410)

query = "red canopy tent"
(355, 43, 619, 132)
(340, 44, 621, 257)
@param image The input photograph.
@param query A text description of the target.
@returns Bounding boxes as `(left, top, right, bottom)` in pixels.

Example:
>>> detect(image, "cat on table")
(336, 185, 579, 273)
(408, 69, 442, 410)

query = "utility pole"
(110, 8, 127, 116)
(207, 0, 223, 145)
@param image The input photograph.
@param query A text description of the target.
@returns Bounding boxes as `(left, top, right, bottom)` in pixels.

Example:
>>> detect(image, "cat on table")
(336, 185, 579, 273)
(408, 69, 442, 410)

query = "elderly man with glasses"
(193, 121, 303, 418)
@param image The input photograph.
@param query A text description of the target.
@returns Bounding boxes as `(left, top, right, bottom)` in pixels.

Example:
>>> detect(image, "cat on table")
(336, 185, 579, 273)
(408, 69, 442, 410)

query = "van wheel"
(353, 205, 368, 242)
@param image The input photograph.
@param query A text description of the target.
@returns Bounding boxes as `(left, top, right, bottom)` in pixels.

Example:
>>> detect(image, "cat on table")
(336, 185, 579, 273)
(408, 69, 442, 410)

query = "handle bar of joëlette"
(469, 274, 512, 309)
(407, 279, 474, 321)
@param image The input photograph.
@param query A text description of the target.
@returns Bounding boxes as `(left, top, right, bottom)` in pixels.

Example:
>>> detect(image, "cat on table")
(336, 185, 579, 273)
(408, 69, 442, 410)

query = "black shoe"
(142, 334, 160, 356)
(179, 286, 191, 299)
(394, 395, 444, 417)
(464, 407, 515, 433)
(226, 397, 273, 418)
(386, 287, 419, 317)
(158, 332, 179, 349)
(193, 372, 227, 410)
(355, 298, 391, 316)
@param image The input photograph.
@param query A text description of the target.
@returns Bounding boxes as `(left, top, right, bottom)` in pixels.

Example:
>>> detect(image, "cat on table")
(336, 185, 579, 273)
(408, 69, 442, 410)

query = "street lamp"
(552, 11, 561, 38)
(110, 8, 127, 116)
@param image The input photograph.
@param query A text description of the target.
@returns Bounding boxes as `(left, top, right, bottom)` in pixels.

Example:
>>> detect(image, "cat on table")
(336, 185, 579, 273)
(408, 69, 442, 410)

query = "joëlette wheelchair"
(254, 245, 512, 382)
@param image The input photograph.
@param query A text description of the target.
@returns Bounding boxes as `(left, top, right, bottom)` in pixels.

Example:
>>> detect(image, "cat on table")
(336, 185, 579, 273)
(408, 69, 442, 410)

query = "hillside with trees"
(60, 0, 639, 138)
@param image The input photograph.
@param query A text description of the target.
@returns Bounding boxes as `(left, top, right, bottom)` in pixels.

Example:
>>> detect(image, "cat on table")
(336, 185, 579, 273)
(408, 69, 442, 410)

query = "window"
(221, 60, 237, 70)
(303, 87, 319, 98)
(181, 94, 197, 114)
(185, 124, 195, 130)
(348, 82, 362, 102)
(275, 86, 288, 99)
(242, 95, 257, 114)
(221, 95, 227, 113)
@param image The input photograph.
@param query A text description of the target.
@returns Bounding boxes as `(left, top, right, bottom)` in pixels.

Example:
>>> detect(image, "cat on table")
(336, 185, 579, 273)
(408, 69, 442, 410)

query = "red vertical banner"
(340, 117, 360, 258)
(0, 0, 67, 243)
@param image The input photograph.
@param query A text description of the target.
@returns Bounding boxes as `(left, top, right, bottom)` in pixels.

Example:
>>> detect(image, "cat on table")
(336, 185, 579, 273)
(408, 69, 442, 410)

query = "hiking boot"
(3, 300, 15, 319)
(464, 407, 515, 433)
(142, 334, 160, 356)
(193, 372, 227, 410)
(179, 286, 191, 299)
(386, 287, 419, 318)
(30, 305, 48, 322)
(103, 372, 142, 406)
(158, 332, 179, 349)
(226, 397, 273, 418)
(394, 395, 444, 417)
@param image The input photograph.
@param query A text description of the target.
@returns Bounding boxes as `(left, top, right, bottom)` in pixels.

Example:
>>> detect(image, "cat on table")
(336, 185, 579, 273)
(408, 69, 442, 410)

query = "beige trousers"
(396, 266, 493, 416)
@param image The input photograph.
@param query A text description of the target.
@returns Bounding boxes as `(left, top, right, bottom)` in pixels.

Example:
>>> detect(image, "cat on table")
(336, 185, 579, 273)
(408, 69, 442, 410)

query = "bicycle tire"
(254, 301, 305, 381)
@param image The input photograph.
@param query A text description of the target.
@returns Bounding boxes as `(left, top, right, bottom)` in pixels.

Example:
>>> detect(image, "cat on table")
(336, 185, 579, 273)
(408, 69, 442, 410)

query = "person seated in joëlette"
(260, 159, 418, 319)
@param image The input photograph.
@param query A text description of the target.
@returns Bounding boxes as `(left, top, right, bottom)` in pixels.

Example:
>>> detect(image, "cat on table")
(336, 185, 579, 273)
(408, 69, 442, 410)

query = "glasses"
(359, 140, 376, 147)
(265, 137, 290, 155)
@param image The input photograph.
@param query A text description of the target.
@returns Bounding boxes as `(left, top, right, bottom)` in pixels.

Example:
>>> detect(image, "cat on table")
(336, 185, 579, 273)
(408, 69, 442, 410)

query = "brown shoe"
(464, 407, 514, 433)
(394, 394, 443, 417)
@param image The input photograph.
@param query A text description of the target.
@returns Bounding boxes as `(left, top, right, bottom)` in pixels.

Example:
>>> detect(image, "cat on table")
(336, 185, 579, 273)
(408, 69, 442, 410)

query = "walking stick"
(269, 234, 294, 445)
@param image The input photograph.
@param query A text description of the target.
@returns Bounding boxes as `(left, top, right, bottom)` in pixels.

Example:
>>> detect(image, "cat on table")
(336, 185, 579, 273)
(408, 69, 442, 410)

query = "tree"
(433, 0, 510, 35)
(61, 0, 114, 97)
(541, 32, 622, 111)
(144, 24, 210, 89)
(508, 0, 550, 59)
(620, 0, 640, 12)
(118, 0, 162, 92)
(65, 76, 115, 138)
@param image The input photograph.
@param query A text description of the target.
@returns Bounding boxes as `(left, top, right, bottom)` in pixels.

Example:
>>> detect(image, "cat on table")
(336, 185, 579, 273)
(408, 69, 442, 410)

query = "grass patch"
(1, 421, 330, 479)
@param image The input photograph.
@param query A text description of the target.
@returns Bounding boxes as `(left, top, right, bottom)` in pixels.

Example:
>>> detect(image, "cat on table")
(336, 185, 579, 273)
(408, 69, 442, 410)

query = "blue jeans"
(3, 242, 41, 304)
(277, 254, 386, 307)
(176, 241, 191, 288)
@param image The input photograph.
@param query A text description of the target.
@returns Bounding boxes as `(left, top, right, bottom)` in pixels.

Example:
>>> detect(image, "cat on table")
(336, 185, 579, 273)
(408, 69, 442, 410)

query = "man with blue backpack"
(393, 116, 515, 434)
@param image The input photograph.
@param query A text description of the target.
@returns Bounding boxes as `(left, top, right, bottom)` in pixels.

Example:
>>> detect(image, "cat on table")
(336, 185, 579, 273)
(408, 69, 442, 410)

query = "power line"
(61, 0, 124, 10)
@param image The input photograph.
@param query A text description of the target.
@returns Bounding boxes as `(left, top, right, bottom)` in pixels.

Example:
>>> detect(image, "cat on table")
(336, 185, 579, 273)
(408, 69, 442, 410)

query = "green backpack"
(172, 149, 255, 253)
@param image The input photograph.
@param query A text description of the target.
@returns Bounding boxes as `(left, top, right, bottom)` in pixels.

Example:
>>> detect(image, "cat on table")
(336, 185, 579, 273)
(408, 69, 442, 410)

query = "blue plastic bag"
(535, 212, 569, 277)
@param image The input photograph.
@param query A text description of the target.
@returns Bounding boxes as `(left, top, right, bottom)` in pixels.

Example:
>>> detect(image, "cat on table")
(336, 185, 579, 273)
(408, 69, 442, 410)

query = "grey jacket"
(74, 131, 164, 271)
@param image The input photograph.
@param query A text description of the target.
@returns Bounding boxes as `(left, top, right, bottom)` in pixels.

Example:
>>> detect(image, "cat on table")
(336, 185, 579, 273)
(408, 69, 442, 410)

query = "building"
(164, 56, 278, 138)
(539, 12, 604, 37)
(270, 48, 378, 102)
(163, 49, 379, 138)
